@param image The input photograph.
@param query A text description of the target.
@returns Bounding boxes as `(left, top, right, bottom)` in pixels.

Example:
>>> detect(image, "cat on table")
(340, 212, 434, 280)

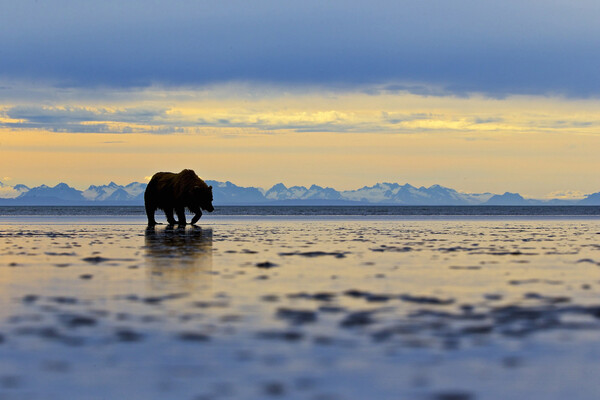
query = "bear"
(144, 169, 214, 226)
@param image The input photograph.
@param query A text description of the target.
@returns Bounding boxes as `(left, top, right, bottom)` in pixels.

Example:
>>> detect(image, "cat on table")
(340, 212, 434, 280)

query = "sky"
(1, 0, 599, 198)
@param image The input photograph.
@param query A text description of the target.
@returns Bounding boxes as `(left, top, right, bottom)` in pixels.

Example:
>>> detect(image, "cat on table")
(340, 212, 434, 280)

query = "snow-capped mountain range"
(82, 182, 147, 202)
(0, 180, 598, 205)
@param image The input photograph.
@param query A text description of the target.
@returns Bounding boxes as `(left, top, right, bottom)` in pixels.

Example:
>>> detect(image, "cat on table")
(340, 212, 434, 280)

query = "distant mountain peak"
(270, 183, 287, 190)
(502, 192, 524, 198)
(125, 181, 144, 188)
(484, 192, 528, 205)
(1, 179, 599, 206)
(580, 192, 600, 205)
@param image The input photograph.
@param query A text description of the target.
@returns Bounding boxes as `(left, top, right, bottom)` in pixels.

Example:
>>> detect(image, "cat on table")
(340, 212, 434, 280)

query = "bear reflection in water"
(144, 225, 213, 290)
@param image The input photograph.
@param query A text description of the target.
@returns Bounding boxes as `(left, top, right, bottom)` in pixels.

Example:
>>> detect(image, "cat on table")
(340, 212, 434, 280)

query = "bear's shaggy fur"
(144, 169, 214, 226)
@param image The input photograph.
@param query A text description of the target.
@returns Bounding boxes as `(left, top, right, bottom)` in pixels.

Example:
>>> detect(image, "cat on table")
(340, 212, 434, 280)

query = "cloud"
(0, 187, 21, 199)
(0, 182, 22, 199)
(5, 105, 169, 124)
(0, 105, 179, 133)
(382, 112, 439, 125)
(472, 117, 505, 125)
(545, 190, 588, 200)
(2, 91, 600, 136)
(1, 1, 600, 97)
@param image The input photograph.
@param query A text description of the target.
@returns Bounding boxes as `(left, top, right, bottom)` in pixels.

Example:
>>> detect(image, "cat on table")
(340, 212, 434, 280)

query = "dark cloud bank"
(1, 0, 599, 97)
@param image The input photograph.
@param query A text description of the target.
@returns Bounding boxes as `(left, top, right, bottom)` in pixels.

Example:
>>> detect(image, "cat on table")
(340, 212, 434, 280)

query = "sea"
(0, 205, 599, 218)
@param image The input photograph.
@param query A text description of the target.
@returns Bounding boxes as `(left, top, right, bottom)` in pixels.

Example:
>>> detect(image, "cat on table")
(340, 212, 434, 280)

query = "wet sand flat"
(1, 218, 600, 399)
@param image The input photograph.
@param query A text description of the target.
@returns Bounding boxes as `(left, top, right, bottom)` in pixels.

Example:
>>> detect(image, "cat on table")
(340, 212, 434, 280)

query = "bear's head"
(192, 185, 214, 212)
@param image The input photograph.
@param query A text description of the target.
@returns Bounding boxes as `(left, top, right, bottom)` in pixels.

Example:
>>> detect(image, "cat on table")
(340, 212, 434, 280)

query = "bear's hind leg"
(176, 207, 186, 225)
(164, 208, 177, 225)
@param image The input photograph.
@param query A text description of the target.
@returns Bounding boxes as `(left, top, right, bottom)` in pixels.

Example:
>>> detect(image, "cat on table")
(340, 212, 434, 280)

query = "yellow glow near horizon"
(1, 87, 599, 198)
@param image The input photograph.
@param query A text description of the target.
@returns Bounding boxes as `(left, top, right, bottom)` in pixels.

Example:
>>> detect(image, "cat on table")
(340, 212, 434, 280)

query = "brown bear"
(144, 169, 214, 226)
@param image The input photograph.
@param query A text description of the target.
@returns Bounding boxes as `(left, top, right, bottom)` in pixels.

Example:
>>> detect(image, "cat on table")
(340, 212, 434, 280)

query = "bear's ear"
(209, 185, 213, 190)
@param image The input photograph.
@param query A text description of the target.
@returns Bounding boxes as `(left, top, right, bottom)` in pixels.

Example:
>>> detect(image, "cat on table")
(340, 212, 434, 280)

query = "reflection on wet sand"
(144, 225, 213, 290)
(3, 220, 600, 400)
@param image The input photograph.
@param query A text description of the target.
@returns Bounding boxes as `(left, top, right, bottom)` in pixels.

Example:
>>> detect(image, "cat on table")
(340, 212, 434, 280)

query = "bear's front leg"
(190, 206, 202, 225)
(145, 204, 157, 227)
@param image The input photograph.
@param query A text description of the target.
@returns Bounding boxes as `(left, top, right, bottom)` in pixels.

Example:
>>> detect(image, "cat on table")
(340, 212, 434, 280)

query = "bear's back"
(176, 169, 208, 188)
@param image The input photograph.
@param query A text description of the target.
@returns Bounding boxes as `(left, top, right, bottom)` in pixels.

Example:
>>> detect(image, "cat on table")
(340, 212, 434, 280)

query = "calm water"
(0, 205, 599, 217)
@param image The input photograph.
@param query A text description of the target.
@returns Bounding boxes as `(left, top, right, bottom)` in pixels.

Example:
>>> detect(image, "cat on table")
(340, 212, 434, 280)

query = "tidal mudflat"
(1, 218, 600, 399)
